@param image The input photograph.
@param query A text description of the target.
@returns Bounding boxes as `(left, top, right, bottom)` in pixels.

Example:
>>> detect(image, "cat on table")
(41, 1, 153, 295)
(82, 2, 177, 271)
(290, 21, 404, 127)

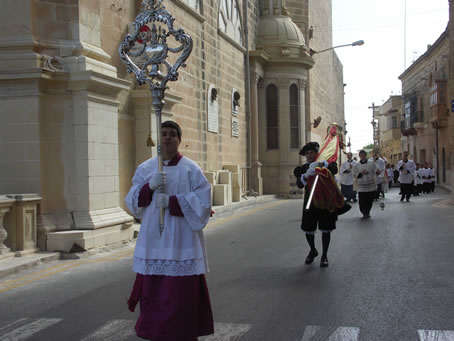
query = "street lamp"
(310, 40, 365, 56)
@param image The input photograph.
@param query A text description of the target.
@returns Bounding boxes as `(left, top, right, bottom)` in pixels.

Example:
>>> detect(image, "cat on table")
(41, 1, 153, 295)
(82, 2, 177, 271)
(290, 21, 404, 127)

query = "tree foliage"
(362, 143, 374, 150)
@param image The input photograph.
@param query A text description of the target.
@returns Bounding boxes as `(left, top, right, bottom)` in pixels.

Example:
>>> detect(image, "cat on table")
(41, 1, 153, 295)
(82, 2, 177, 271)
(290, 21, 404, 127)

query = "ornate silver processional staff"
(119, 0, 193, 235)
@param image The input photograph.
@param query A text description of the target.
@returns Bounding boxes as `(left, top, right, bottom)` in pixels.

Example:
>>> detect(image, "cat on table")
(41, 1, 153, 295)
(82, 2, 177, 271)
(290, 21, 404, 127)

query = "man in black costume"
(293, 142, 339, 268)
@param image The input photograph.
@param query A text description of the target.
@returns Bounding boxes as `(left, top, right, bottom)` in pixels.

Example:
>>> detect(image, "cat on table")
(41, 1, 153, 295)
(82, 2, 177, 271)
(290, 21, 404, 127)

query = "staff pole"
(119, 0, 193, 236)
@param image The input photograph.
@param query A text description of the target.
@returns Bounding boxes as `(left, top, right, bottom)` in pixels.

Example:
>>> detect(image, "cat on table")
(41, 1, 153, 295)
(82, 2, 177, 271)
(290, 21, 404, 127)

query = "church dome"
(256, 15, 313, 67)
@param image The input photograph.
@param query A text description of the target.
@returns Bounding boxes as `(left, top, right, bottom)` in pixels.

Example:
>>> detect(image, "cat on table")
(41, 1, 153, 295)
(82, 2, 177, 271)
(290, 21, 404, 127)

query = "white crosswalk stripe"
(0, 318, 62, 341)
(301, 325, 360, 341)
(80, 319, 136, 341)
(418, 330, 454, 341)
(2, 318, 454, 341)
(199, 323, 252, 341)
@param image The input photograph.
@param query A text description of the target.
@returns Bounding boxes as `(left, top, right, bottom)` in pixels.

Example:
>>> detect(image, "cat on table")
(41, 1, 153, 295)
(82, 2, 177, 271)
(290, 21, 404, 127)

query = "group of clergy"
(339, 150, 436, 218)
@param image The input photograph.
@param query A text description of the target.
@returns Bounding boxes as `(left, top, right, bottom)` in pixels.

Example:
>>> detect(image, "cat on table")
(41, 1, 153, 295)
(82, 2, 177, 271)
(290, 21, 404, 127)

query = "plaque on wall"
(208, 87, 219, 133)
(231, 117, 239, 137)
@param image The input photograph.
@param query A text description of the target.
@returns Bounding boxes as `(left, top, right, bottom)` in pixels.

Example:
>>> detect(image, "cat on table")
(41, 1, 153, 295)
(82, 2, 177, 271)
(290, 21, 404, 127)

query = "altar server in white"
(125, 121, 214, 341)
(352, 150, 377, 219)
(396, 151, 416, 202)
(340, 152, 357, 202)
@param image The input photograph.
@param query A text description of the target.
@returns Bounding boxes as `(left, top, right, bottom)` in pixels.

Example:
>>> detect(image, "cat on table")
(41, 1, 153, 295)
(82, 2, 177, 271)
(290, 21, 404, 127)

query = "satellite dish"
(313, 116, 322, 128)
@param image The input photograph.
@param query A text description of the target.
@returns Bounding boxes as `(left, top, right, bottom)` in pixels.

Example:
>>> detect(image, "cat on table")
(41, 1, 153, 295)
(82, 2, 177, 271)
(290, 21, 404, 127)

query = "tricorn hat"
(299, 142, 319, 155)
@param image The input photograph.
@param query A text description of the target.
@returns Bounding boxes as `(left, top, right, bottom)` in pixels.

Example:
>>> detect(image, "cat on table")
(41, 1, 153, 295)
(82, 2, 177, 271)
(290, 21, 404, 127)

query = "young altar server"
(414, 163, 423, 196)
(396, 151, 416, 202)
(125, 121, 214, 341)
(340, 152, 357, 202)
(352, 150, 377, 218)
(370, 150, 386, 200)
(386, 164, 394, 190)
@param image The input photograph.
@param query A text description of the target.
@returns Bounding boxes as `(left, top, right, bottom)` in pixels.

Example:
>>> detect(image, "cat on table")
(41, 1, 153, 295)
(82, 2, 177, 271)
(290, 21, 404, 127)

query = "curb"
(0, 252, 60, 280)
(210, 195, 278, 219)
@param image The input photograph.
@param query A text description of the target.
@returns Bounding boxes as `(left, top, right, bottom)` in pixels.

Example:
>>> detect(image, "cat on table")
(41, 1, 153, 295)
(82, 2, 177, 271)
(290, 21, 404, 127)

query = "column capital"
(297, 78, 308, 90)
(257, 78, 266, 88)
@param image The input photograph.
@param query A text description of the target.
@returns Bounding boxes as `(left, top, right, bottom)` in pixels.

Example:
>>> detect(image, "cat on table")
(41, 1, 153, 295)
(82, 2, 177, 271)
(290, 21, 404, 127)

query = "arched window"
(266, 84, 278, 149)
(218, 0, 243, 47)
(289, 84, 299, 149)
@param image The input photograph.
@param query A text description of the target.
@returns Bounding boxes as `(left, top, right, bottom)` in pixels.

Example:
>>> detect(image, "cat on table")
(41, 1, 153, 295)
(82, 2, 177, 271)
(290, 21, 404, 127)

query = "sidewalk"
(0, 194, 279, 279)
(0, 252, 60, 279)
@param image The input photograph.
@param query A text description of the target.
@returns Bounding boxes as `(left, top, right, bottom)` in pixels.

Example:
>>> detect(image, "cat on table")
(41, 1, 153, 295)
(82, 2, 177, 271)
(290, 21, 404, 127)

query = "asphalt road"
(0, 187, 453, 341)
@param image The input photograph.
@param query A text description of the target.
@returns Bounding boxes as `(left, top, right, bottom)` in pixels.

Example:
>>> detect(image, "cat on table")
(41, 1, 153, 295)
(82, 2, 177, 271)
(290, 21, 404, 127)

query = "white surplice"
(396, 159, 416, 184)
(125, 156, 212, 276)
(340, 160, 357, 186)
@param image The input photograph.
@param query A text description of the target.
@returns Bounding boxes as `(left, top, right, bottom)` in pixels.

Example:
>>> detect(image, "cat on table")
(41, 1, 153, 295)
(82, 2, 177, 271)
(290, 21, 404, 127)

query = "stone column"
(5, 194, 42, 256)
(249, 72, 263, 195)
(298, 78, 308, 155)
(277, 78, 292, 196)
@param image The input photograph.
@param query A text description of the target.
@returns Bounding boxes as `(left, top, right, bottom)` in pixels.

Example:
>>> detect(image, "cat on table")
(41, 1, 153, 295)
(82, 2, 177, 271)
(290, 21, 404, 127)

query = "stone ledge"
(46, 223, 134, 252)
(73, 207, 134, 230)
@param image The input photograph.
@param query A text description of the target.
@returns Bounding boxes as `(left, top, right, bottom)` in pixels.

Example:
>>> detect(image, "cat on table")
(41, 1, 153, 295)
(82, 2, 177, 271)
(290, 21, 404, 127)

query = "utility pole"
(368, 102, 379, 153)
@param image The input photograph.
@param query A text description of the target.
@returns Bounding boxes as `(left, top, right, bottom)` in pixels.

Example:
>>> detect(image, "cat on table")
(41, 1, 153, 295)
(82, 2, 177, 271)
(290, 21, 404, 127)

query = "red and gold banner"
(306, 167, 344, 212)
(317, 124, 344, 163)
(307, 123, 346, 212)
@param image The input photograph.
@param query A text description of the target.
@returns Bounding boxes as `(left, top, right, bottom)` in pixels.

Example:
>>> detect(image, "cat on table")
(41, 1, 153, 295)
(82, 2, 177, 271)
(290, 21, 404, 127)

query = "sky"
(332, 0, 450, 152)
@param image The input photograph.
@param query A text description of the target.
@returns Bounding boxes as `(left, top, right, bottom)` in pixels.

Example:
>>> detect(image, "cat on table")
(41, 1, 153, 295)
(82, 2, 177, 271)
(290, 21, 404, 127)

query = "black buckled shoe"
(305, 250, 319, 264)
(320, 256, 329, 268)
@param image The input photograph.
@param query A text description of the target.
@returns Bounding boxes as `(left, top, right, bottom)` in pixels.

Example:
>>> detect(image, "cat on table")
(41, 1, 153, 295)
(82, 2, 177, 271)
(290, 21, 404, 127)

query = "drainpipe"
(243, 0, 252, 187)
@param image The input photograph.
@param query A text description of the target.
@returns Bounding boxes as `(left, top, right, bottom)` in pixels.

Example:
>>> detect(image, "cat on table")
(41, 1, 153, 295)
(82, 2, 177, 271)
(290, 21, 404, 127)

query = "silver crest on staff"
(119, 0, 193, 236)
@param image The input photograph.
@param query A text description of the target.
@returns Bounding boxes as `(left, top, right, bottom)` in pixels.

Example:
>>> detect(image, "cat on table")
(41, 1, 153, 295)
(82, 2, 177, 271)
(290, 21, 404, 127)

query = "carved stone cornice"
(67, 70, 131, 106)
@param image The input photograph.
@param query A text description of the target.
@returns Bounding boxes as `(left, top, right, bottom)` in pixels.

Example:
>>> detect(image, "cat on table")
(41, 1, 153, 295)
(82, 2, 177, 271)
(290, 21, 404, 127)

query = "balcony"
(430, 104, 449, 128)
(430, 80, 448, 128)
(400, 121, 417, 136)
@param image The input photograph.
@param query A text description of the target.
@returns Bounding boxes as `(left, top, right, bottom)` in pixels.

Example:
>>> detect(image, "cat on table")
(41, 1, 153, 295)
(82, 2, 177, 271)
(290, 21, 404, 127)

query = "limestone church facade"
(0, 0, 345, 253)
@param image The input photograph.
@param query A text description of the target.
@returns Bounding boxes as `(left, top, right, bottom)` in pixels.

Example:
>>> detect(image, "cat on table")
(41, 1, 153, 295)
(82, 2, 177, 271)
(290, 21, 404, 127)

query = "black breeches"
(400, 183, 413, 199)
(358, 191, 375, 215)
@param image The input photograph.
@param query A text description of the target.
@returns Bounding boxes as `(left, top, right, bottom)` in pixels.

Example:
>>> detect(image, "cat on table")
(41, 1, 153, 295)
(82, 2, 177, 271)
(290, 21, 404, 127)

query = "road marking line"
(0, 318, 62, 341)
(418, 330, 454, 341)
(0, 261, 77, 287)
(0, 262, 89, 293)
(0, 248, 134, 293)
(207, 200, 288, 229)
(200, 322, 252, 340)
(433, 199, 453, 208)
(80, 319, 136, 341)
(301, 326, 360, 341)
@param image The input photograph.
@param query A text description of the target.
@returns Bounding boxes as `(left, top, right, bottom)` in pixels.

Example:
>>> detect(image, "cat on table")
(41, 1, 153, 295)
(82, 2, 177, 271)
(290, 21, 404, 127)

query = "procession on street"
(1, 0, 453, 340)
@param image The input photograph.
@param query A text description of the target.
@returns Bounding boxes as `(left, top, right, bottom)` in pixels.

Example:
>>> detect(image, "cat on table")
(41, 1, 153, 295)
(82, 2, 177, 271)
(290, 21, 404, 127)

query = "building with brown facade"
(376, 96, 403, 165)
(398, 27, 451, 188)
(0, 0, 345, 254)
